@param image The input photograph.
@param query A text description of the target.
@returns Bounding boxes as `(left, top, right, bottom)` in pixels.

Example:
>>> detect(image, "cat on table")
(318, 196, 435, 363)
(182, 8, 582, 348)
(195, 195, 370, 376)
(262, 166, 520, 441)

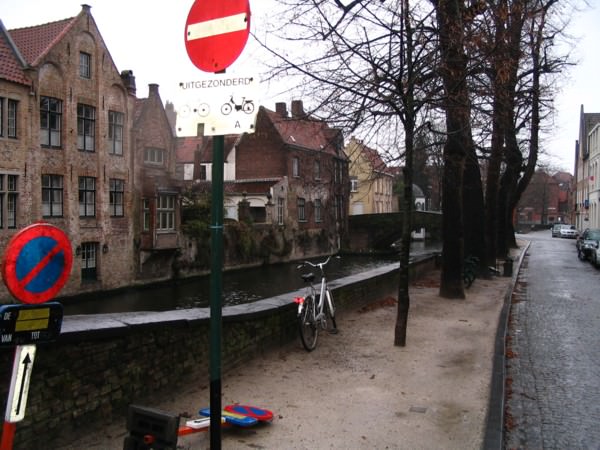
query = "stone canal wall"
(0, 256, 437, 449)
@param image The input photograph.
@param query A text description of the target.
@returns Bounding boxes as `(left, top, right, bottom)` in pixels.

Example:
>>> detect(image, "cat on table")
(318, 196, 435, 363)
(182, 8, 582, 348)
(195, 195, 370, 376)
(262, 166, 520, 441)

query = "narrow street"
(505, 231, 600, 448)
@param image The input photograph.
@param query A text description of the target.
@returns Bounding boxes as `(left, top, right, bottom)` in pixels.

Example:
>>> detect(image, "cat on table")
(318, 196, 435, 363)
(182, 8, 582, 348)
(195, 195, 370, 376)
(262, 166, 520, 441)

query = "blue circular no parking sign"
(1, 223, 73, 304)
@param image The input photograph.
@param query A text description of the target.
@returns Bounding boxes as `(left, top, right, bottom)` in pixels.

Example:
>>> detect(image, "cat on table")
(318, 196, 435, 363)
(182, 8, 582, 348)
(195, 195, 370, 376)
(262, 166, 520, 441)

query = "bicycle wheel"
(298, 295, 318, 351)
(325, 289, 338, 333)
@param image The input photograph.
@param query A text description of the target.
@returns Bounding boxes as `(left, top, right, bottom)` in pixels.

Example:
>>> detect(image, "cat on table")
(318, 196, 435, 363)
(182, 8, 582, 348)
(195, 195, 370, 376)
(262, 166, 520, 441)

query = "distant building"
(574, 105, 600, 230)
(515, 170, 573, 228)
(345, 137, 395, 215)
(180, 100, 350, 257)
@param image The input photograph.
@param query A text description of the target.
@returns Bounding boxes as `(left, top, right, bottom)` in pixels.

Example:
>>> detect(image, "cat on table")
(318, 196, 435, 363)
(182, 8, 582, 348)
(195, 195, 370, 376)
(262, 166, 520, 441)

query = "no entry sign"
(185, 0, 251, 72)
(1, 223, 73, 304)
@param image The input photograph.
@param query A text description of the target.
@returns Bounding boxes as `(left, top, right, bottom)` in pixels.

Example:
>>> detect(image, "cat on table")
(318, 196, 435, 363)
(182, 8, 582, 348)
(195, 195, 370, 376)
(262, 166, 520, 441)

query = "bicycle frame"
(297, 255, 333, 319)
(295, 255, 339, 351)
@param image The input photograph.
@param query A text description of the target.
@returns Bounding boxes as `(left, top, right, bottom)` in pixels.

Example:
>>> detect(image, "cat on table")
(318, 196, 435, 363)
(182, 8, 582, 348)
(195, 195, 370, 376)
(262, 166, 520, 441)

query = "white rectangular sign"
(175, 75, 259, 136)
(5, 344, 36, 423)
(187, 13, 248, 40)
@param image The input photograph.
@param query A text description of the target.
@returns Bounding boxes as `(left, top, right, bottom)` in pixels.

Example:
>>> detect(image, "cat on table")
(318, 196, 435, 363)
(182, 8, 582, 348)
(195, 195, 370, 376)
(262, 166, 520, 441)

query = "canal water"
(61, 242, 440, 315)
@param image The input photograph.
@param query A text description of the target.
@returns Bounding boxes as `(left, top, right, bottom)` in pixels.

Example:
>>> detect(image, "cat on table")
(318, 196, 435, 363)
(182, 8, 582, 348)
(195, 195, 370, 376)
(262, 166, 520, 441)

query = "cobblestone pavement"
(504, 231, 600, 449)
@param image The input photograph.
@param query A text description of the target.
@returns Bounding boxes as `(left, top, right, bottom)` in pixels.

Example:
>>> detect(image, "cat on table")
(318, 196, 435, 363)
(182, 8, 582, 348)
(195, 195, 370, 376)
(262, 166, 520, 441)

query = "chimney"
(120, 70, 136, 95)
(81, 4, 91, 14)
(275, 102, 287, 118)
(149, 83, 159, 96)
(291, 100, 304, 118)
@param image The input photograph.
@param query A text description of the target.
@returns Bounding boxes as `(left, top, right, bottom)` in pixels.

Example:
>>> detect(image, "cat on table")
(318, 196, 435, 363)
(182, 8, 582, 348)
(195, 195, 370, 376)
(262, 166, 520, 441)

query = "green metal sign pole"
(209, 134, 224, 449)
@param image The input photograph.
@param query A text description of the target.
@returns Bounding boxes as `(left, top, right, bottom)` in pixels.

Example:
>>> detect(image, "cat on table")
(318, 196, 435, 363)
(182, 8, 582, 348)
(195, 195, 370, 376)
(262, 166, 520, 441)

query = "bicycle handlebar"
(296, 255, 340, 270)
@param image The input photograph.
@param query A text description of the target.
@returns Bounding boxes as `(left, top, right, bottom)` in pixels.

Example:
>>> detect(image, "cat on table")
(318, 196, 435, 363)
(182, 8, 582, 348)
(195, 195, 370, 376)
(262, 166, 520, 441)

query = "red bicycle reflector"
(294, 297, 304, 304)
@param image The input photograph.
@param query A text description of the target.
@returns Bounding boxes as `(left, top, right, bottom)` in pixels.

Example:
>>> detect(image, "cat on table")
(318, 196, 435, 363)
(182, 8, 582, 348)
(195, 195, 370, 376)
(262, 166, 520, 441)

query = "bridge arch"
(346, 211, 442, 252)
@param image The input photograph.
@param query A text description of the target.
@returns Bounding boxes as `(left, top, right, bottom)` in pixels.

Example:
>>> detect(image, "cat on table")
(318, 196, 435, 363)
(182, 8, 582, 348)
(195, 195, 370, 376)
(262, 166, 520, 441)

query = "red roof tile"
(264, 107, 343, 157)
(0, 24, 30, 86)
(9, 17, 76, 66)
(361, 145, 389, 173)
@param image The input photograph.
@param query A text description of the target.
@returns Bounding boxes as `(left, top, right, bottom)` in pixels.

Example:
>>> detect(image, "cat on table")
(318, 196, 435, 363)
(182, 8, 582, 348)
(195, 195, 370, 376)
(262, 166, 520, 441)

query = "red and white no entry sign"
(185, 0, 251, 73)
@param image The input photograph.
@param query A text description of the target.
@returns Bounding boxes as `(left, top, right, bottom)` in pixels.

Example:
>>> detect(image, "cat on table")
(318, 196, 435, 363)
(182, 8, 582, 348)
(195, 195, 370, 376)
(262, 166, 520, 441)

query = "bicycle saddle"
(301, 273, 315, 283)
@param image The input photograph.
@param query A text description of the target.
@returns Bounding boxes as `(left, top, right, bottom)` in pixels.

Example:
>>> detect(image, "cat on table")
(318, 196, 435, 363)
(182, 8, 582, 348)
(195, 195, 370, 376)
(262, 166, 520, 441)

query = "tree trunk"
(463, 147, 486, 266)
(394, 0, 415, 346)
(434, 0, 470, 299)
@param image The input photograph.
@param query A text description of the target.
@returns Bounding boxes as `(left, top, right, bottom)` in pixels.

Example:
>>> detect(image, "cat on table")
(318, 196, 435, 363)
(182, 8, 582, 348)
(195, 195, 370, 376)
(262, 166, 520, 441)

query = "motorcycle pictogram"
(221, 96, 255, 115)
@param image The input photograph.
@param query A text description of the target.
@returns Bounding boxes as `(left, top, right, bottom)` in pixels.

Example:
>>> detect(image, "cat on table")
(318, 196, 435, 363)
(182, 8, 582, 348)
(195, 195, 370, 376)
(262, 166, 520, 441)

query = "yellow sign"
(15, 308, 50, 332)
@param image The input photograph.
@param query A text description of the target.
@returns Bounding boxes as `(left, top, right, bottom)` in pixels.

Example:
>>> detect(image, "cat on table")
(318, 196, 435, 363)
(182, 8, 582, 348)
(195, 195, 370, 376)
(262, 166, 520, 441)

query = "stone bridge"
(346, 211, 442, 252)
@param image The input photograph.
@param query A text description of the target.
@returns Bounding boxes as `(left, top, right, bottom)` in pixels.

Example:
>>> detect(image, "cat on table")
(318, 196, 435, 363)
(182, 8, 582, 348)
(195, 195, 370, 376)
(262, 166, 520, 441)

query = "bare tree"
(258, 0, 439, 345)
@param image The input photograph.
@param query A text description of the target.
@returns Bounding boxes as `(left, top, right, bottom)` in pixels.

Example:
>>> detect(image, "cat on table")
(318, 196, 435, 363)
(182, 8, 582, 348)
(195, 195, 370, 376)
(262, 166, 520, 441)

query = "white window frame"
(109, 178, 124, 217)
(78, 176, 96, 217)
(108, 111, 123, 155)
(40, 96, 62, 148)
(77, 103, 96, 151)
(157, 194, 175, 231)
(42, 174, 63, 217)
(79, 52, 91, 79)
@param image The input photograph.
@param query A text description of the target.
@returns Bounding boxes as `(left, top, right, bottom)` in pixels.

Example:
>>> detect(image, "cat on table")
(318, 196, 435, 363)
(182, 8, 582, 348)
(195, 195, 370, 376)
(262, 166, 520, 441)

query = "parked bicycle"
(295, 255, 339, 351)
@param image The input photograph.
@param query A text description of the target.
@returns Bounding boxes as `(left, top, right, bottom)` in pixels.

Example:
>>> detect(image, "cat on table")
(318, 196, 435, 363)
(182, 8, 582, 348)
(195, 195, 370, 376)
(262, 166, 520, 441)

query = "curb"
(482, 240, 531, 450)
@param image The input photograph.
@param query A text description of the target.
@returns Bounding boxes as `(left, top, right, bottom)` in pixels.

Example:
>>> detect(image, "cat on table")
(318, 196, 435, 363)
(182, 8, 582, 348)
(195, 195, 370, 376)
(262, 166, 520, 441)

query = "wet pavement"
(504, 231, 600, 448)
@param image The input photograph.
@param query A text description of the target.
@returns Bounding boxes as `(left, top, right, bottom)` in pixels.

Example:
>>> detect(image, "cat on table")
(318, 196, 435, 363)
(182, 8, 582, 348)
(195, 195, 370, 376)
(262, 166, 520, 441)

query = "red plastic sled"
(224, 404, 273, 422)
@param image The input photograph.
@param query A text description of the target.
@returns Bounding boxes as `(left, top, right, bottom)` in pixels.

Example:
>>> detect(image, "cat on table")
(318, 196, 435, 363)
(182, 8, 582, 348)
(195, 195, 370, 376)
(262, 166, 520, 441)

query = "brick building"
(0, 6, 181, 300)
(515, 170, 573, 228)
(179, 100, 350, 256)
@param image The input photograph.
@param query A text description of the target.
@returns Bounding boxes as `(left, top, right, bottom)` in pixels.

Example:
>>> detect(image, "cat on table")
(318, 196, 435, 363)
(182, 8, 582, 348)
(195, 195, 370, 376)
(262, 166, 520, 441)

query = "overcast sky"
(2, 0, 599, 173)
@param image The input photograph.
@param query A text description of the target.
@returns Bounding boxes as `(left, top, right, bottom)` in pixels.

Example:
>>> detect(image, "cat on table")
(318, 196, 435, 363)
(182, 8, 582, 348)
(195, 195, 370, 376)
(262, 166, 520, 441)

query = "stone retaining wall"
(0, 256, 437, 449)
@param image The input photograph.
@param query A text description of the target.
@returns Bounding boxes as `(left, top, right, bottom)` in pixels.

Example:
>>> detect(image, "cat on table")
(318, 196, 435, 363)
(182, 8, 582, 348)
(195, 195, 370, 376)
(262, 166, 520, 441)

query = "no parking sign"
(1, 222, 73, 304)
(0, 223, 71, 439)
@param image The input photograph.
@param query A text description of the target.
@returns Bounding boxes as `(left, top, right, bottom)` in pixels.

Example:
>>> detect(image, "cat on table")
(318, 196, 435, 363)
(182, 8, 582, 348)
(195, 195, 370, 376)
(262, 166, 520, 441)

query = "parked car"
(559, 225, 578, 239)
(551, 223, 563, 237)
(576, 228, 589, 252)
(552, 223, 577, 238)
(577, 228, 600, 261)
(591, 244, 600, 268)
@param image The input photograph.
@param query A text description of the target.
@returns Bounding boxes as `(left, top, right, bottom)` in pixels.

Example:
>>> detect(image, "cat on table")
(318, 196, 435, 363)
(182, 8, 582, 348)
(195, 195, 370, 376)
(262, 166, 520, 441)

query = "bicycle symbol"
(221, 96, 255, 115)
(179, 102, 210, 117)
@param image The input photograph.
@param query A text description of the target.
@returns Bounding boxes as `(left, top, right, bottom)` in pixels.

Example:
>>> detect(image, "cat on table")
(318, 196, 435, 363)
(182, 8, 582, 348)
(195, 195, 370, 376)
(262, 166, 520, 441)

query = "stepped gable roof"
(361, 144, 388, 173)
(263, 107, 343, 156)
(9, 16, 77, 66)
(351, 137, 393, 175)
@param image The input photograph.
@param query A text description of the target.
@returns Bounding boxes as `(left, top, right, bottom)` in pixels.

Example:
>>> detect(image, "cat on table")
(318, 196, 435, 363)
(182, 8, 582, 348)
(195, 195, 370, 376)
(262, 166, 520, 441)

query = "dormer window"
(79, 52, 91, 78)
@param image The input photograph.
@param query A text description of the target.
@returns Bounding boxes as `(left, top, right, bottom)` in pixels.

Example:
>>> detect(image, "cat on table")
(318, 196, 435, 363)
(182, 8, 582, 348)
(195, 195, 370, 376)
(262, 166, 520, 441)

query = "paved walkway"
(56, 246, 524, 450)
